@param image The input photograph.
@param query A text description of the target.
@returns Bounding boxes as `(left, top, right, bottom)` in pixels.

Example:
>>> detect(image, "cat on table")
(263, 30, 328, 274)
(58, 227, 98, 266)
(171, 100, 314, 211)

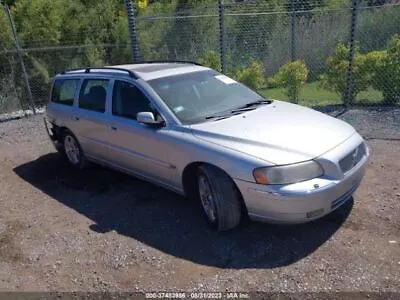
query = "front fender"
(167, 129, 271, 184)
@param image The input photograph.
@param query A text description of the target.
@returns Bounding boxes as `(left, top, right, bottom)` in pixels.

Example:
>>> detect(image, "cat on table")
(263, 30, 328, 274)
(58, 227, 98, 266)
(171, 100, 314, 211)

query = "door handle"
(111, 126, 118, 131)
(72, 116, 80, 121)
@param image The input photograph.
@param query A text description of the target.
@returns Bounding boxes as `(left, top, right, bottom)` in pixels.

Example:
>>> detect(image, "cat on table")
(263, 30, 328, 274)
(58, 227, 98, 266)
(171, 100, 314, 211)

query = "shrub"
(364, 50, 387, 97)
(265, 76, 279, 89)
(319, 43, 369, 104)
(273, 60, 309, 104)
(368, 35, 400, 104)
(234, 60, 266, 91)
(197, 50, 221, 71)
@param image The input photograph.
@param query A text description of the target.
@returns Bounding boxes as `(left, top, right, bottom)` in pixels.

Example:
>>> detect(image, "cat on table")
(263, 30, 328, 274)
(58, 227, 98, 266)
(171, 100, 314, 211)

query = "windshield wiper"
(231, 99, 272, 113)
(204, 111, 243, 121)
(204, 99, 271, 121)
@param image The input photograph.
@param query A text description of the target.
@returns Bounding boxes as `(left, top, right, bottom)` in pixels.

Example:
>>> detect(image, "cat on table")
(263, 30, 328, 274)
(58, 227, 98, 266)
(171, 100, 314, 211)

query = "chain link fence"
(0, 0, 400, 117)
(136, 5, 220, 62)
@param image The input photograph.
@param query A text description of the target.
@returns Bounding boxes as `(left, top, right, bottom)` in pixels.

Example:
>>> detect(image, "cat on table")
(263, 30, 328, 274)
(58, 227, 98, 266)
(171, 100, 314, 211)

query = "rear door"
(71, 78, 111, 161)
(46, 77, 80, 131)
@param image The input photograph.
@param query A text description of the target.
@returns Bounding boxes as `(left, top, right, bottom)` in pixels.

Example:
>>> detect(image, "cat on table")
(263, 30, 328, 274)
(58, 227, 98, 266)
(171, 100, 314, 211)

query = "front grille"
(339, 142, 366, 174)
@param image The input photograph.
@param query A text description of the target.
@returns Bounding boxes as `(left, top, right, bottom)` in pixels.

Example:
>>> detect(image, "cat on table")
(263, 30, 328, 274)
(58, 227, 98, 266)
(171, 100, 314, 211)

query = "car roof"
(59, 62, 211, 81)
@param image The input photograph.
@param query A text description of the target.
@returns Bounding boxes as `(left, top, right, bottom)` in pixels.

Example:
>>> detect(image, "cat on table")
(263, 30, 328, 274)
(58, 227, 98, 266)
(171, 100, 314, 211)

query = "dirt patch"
(0, 220, 25, 263)
(0, 115, 399, 293)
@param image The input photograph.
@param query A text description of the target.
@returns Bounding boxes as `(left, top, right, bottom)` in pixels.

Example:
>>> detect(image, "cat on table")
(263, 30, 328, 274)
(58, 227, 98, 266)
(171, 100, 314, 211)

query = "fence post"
(4, 4, 36, 114)
(345, 0, 359, 108)
(290, 0, 296, 62)
(218, 0, 227, 74)
(124, 0, 140, 63)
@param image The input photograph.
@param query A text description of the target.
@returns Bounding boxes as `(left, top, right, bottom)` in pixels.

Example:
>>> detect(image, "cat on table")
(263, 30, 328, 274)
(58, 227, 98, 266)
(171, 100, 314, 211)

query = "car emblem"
(352, 147, 359, 167)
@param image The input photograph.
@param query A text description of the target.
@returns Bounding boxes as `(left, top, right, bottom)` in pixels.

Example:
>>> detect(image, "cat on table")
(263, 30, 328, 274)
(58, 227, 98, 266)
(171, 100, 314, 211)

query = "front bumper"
(234, 135, 369, 224)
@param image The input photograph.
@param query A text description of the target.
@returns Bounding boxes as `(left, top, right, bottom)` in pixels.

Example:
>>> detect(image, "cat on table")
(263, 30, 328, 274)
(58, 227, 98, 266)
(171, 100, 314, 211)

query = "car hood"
(189, 100, 356, 165)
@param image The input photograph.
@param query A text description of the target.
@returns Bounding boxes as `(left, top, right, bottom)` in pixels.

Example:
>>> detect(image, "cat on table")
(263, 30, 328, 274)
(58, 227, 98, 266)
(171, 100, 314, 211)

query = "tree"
(0, 1, 17, 6)
(160, 0, 219, 61)
(319, 43, 369, 104)
(273, 60, 309, 104)
(225, 0, 282, 71)
(367, 35, 400, 104)
(12, 0, 63, 47)
(0, 5, 12, 50)
(235, 60, 266, 91)
(197, 50, 221, 71)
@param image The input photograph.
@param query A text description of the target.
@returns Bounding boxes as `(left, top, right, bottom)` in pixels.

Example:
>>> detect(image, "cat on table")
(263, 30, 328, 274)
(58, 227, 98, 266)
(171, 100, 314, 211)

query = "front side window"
(112, 80, 156, 120)
(78, 79, 109, 113)
(148, 70, 266, 124)
(51, 79, 79, 106)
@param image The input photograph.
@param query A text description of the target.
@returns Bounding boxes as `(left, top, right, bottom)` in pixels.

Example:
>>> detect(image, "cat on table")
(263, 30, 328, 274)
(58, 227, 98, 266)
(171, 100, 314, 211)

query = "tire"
(62, 130, 87, 169)
(197, 165, 242, 231)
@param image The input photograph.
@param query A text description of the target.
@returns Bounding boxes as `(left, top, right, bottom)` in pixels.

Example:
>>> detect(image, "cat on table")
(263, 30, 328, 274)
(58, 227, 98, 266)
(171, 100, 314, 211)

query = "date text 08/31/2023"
(145, 292, 250, 299)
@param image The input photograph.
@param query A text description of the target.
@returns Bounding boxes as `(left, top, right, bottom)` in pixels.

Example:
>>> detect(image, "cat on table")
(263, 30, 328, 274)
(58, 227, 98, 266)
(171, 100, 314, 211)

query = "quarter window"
(112, 81, 156, 120)
(51, 79, 79, 106)
(78, 79, 109, 113)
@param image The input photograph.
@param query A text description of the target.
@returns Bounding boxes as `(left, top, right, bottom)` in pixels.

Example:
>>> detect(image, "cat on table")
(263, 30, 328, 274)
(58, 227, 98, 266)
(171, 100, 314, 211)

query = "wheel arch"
(56, 126, 80, 144)
(181, 161, 248, 216)
(48, 122, 72, 144)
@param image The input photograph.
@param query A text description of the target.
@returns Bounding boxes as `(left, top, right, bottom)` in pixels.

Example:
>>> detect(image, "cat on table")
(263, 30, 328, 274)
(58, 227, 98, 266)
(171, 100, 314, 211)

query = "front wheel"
(197, 165, 242, 231)
(62, 131, 87, 169)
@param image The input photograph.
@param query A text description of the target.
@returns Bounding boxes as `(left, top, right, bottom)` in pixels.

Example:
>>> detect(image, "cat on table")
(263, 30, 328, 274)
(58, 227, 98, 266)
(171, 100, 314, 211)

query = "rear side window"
(51, 79, 79, 106)
(78, 79, 109, 113)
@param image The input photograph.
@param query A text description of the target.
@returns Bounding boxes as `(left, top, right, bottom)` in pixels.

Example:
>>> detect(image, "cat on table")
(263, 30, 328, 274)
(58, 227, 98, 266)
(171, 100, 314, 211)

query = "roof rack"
(135, 60, 203, 66)
(61, 67, 139, 79)
(60, 61, 203, 78)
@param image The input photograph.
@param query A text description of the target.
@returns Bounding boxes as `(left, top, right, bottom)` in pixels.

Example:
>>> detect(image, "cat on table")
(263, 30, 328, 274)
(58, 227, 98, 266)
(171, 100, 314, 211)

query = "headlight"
(253, 160, 324, 185)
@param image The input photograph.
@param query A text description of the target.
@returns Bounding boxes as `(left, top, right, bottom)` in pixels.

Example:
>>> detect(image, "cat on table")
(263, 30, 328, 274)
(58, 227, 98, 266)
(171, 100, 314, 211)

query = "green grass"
(259, 82, 384, 107)
(356, 87, 385, 105)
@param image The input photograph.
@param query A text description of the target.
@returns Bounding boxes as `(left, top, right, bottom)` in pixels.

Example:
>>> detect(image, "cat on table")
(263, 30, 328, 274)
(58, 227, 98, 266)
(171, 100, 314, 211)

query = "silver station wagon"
(44, 61, 369, 231)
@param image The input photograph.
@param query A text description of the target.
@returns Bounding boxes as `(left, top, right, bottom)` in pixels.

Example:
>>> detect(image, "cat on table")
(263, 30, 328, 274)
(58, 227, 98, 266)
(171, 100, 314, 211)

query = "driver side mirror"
(137, 112, 164, 126)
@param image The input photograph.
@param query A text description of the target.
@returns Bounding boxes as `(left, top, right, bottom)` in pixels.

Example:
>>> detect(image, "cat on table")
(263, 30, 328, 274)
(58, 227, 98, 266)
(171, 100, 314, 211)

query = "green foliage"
(319, 43, 369, 103)
(197, 51, 221, 71)
(319, 36, 400, 105)
(324, 0, 351, 8)
(1, 0, 400, 109)
(272, 60, 309, 104)
(234, 60, 266, 91)
(137, 0, 178, 15)
(261, 82, 383, 107)
(0, 7, 12, 50)
(367, 35, 400, 104)
(357, 4, 400, 53)
(13, 0, 63, 46)
(1, 1, 17, 7)
(27, 56, 51, 100)
(226, 0, 282, 71)
(364, 50, 386, 91)
(266, 76, 279, 89)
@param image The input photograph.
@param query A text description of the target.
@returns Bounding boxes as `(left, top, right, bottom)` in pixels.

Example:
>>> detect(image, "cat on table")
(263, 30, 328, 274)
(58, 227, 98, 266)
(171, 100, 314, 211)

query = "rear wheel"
(62, 131, 87, 169)
(197, 165, 242, 231)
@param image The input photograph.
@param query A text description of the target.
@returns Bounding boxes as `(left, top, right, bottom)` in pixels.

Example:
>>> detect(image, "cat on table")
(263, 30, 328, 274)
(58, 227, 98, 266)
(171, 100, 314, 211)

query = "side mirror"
(137, 112, 163, 126)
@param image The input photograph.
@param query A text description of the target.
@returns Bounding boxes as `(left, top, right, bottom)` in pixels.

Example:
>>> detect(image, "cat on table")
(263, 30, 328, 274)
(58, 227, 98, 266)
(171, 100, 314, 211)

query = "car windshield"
(148, 70, 270, 125)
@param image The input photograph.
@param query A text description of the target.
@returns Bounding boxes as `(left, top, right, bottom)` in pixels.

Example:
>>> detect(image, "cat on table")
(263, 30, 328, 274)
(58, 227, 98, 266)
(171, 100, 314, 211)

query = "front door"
(106, 80, 177, 188)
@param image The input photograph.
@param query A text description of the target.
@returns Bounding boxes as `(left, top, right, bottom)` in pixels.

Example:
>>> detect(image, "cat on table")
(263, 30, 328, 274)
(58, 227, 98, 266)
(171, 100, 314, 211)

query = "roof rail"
(61, 67, 139, 79)
(60, 61, 203, 78)
(135, 60, 203, 66)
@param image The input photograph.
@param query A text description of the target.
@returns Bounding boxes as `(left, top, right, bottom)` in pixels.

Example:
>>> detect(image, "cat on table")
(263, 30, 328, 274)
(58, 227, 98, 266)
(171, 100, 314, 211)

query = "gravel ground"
(0, 112, 399, 295)
(321, 106, 400, 140)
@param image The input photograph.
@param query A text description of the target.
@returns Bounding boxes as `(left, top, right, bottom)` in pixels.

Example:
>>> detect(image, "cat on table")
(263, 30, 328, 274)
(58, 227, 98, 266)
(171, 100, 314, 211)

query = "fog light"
(306, 208, 324, 219)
